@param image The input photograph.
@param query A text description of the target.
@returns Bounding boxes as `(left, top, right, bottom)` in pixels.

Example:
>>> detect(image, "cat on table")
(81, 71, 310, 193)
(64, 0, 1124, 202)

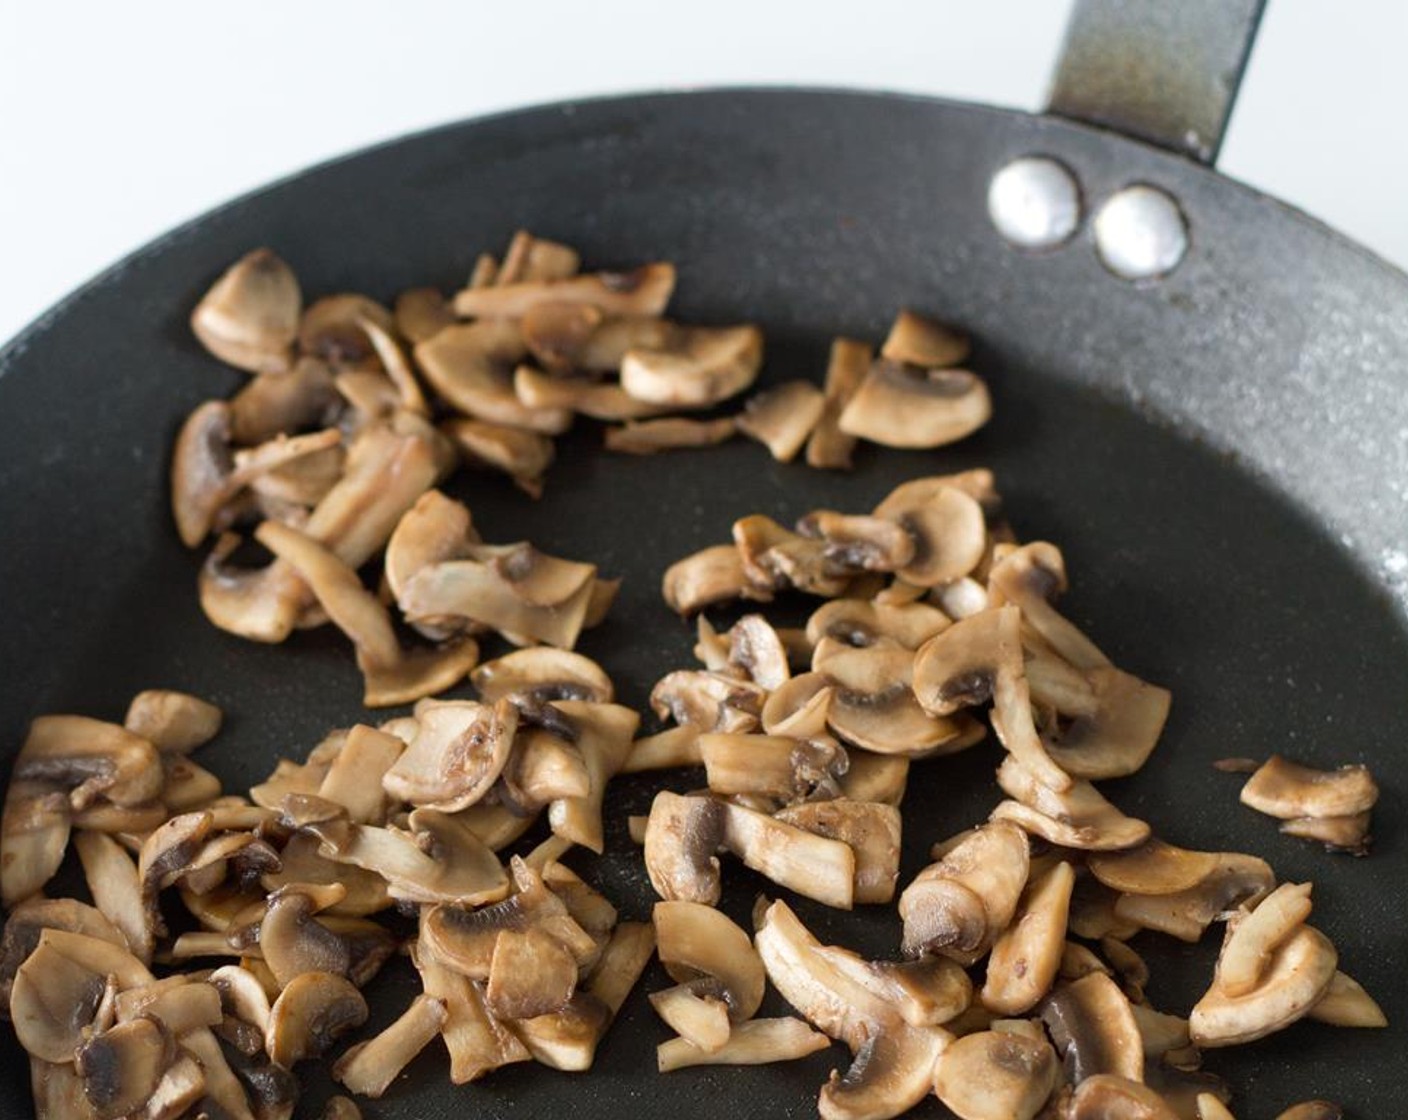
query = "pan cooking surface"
(1, 90, 1404, 1118)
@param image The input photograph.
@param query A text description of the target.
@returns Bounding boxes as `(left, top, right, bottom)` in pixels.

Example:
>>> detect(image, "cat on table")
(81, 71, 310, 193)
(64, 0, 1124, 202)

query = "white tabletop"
(3, 1, 1405, 345)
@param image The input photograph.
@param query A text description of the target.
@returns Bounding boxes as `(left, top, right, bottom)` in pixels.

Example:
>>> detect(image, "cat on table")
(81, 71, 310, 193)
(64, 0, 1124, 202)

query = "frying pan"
(2, 2, 1405, 1116)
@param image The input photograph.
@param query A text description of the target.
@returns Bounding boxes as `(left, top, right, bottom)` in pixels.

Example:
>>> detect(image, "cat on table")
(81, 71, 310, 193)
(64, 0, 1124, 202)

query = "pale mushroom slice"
(838, 360, 991, 448)
(807, 337, 872, 469)
(873, 469, 1002, 522)
(879, 484, 988, 588)
(190, 248, 301, 374)
(761, 673, 832, 738)
(414, 321, 572, 434)
(1088, 838, 1220, 896)
(822, 646, 976, 757)
(1113, 853, 1275, 942)
(264, 971, 368, 1067)
(700, 733, 846, 805)
(14, 714, 163, 811)
(993, 756, 1150, 851)
(719, 799, 856, 909)
(394, 286, 455, 344)
(383, 488, 479, 606)
(773, 800, 901, 905)
(519, 301, 604, 371)
(912, 604, 1022, 716)
(754, 900, 951, 1120)
(1065, 1075, 1180, 1120)
(453, 262, 676, 318)
(881, 309, 970, 368)
(0, 779, 71, 907)
(381, 699, 517, 811)
(412, 946, 531, 1084)
(298, 294, 394, 370)
(1216, 882, 1315, 998)
(807, 948, 972, 1030)
(1307, 970, 1387, 1028)
(1042, 666, 1172, 781)
(315, 724, 402, 825)
(495, 230, 581, 285)
(726, 614, 792, 690)
(604, 415, 737, 454)
(0, 898, 126, 1010)
(899, 821, 1029, 964)
(649, 981, 731, 1052)
(988, 542, 1111, 670)
(663, 544, 767, 615)
(1190, 925, 1337, 1047)
(658, 1016, 833, 1072)
(229, 355, 341, 445)
(1039, 972, 1144, 1083)
(651, 669, 766, 734)
(1279, 811, 1373, 854)
(933, 1028, 1059, 1120)
(332, 993, 448, 1099)
(544, 701, 639, 853)
(74, 831, 152, 964)
(471, 647, 613, 705)
(620, 325, 764, 407)
(1239, 755, 1379, 819)
(654, 901, 766, 1021)
(442, 417, 555, 497)
(643, 792, 725, 904)
(807, 599, 949, 653)
(485, 926, 579, 1019)
(736, 380, 827, 461)
(981, 861, 1075, 1015)
(123, 690, 222, 755)
(621, 725, 703, 774)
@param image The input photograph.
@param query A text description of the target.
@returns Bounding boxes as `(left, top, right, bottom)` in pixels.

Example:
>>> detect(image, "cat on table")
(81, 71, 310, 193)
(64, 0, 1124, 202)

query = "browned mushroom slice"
(519, 301, 604, 371)
(822, 646, 972, 756)
(1065, 1075, 1180, 1120)
(262, 970, 368, 1067)
(256, 885, 384, 988)
(981, 861, 1075, 1015)
(228, 355, 340, 445)
(838, 750, 910, 806)
(123, 690, 222, 755)
(720, 800, 856, 909)
(933, 1028, 1059, 1120)
(75, 1016, 175, 1119)
(899, 821, 1029, 963)
(333, 993, 447, 1099)
(1190, 925, 1337, 1047)
(987, 542, 1110, 670)
(734, 514, 850, 597)
(994, 756, 1150, 851)
(73, 831, 151, 964)
(1216, 882, 1315, 998)
(382, 489, 480, 637)
(619, 324, 763, 407)
(605, 415, 737, 454)
(394, 286, 455, 343)
(662, 543, 765, 615)
(298, 294, 394, 369)
(261, 833, 391, 917)
(810, 947, 972, 1030)
(315, 724, 402, 824)
(760, 673, 831, 737)
(382, 699, 517, 811)
(415, 321, 572, 433)
(1239, 755, 1379, 819)
(1113, 853, 1275, 942)
(642, 792, 726, 904)
(653, 901, 764, 1021)
(171, 400, 237, 548)
(1088, 838, 1219, 896)
(450, 800, 538, 852)
(797, 511, 918, 575)
(754, 900, 951, 1120)
(17, 715, 163, 811)
(873, 469, 1000, 521)
(483, 927, 578, 1020)
(912, 604, 1022, 716)
(510, 920, 655, 1071)
(735, 380, 826, 461)
(881, 309, 970, 368)
(453, 263, 676, 318)
(838, 360, 991, 449)
(191, 248, 301, 374)
(1040, 972, 1144, 1083)
(882, 485, 988, 588)
(807, 337, 873, 469)
(1042, 667, 1171, 781)
(651, 669, 766, 733)
(208, 963, 272, 1051)
(544, 701, 639, 852)
(658, 1016, 832, 1072)
(198, 533, 308, 644)
(1280, 811, 1373, 854)
(1273, 1105, 1343, 1120)
(473, 647, 614, 705)
(413, 947, 531, 1084)
(774, 800, 901, 905)
(1308, 970, 1387, 1028)
(0, 899, 125, 1013)
(442, 417, 554, 497)
(501, 730, 588, 810)
(0, 779, 71, 907)
(807, 599, 950, 653)
(700, 733, 844, 804)
(495, 231, 581, 285)
(621, 725, 704, 774)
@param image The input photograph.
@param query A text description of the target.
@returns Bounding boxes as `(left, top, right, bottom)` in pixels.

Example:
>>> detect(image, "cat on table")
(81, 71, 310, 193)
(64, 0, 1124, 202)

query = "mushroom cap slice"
(653, 900, 765, 1020)
(474, 648, 614, 706)
(544, 700, 639, 853)
(912, 605, 1022, 716)
(774, 800, 901, 905)
(720, 800, 856, 909)
(838, 750, 910, 807)
(298, 294, 393, 369)
(980, 861, 1076, 1015)
(229, 355, 340, 445)
(383, 489, 478, 608)
(727, 614, 792, 691)
(123, 690, 222, 755)
(171, 403, 237, 549)
(413, 948, 531, 1085)
(1044, 667, 1172, 781)
(1, 779, 71, 908)
(0, 898, 126, 1012)
(663, 544, 763, 615)
(620, 325, 763, 407)
(1066, 1075, 1180, 1120)
(806, 600, 950, 653)
(11, 941, 113, 1062)
(796, 511, 917, 575)
(394, 286, 455, 344)
(881, 310, 970, 369)
(520, 301, 604, 371)
(874, 470, 1001, 522)
(701, 733, 844, 804)
(75, 1016, 174, 1119)
(883, 485, 988, 587)
(988, 543, 1110, 671)
(264, 971, 368, 1067)
(381, 700, 517, 811)
(443, 417, 554, 493)
(16, 715, 164, 810)
(737, 380, 826, 461)
(651, 669, 766, 733)
(818, 1025, 950, 1120)
(932, 1029, 1059, 1120)
(453, 263, 676, 319)
(1113, 853, 1275, 942)
(190, 248, 300, 374)
(1239, 755, 1379, 820)
(762, 673, 833, 739)
(838, 361, 991, 449)
(485, 927, 579, 1020)
(822, 646, 972, 757)
(1191, 925, 1337, 1047)
(1088, 839, 1220, 896)
(414, 321, 571, 434)
(993, 756, 1150, 851)
(658, 1015, 831, 1072)
(1040, 972, 1144, 1084)
(73, 831, 152, 965)
(649, 981, 734, 1052)
(643, 792, 725, 905)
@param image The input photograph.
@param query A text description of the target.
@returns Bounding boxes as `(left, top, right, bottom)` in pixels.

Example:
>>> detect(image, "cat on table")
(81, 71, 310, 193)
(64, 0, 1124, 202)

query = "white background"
(3, 1, 1407, 345)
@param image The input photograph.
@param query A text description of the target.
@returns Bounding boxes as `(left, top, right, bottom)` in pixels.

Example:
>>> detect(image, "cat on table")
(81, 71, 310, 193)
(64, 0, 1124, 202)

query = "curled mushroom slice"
(994, 756, 1150, 851)
(381, 700, 517, 811)
(473, 648, 614, 705)
(654, 901, 765, 1021)
(264, 971, 368, 1066)
(899, 821, 1029, 963)
(514, 364, 674, 422)
(1217, 882, 1314, 998)
(797, 511, 917, 575)
(453, 263, 676, 319)
(658, 1015, 832, 1072)
(414, 321, 571, 433)
(1040, 972, 1144, 1083)
(807, 337, 872, 470)
(933, 1029, 1059, 1120)
(620, 324, 763, 407)
(605, 415, 737, 455)
(663, 544, 765, 615)
(981, 861, 1075, 1015)
(1280, 811, 1373, 854)
(774, 800, 901, 905)
(383, 488, 478, 607)
(762, 673, 832, 738)
(1239, 756, 1379, 820)
(1066, 1075, 1179, 1120)
(1088, 838, 1220, 896)
(912, 605, 1022, 716)
(190, 248, 301, 374)
(726, 614, 792, 690)
(1, 779, 71, 907)
(621, 725, 702, 774)
(883, 485, 988, 588)
(333, 993, 447, 1099)
(443, 418, 554, 496)
(1043, 667, 1172, 781)
(988, 543, 1110, 670)
(394, 286, 455, 343)
(838, 750, 909, 807)
(123, 690, 222, 755)
(229, 355, 341, 445)
(735, 515, 850, 598)
(838, 360, 991, 449)
(736, 380, 827, 461)
(519, 301, 603, 371)
(822, 646, 973, 757)
(1190, 925, 1337, 1047)
(1113, 853, 1275, 942)
(650, 981, 731, 1051)
(881, 310, 970, 368)
(1307, 970, 1387, 1028)
(810, 948, 972, 1030)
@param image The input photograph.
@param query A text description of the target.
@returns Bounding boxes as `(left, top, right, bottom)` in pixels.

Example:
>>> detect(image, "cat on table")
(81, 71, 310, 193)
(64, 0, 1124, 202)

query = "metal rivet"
(987, 156, 1082, 250)
(1093, 184, 1189, 280)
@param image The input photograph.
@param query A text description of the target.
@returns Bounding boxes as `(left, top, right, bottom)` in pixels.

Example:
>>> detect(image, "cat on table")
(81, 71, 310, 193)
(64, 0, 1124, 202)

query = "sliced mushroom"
(1113, 853, 1275, 942)
(209, 963, 272, 1049)
(720, 799, 856, 909)
(513, 364, 674, 421)
(838, 361, 991, 449)
(75, 1016, 173, 1120)
(333, 993, 447, 1099)
(807, 599, 950, 653)
(17, 714, 164, 811)
(190, 249, 301, 374)
(0, 899, 125, 1012)
(160, 755, 223, 813)
(774, 800, 902, 905)
(1042, 667, 1172, 781)
(111, 978, 222, 1035)
(453, 263, 676, 319)
(0, 779, 71, 907)
(912, 605, 1022, 716)
(1279, 811, 1373, 854)
(822, 646, 974, 757)
(654, 901, 765, 1021)
(807, 337, 873, 469)
(265, 971, 369, 1067)
(1040, 972, 1144, 1083)
(257, 886, 366, 988)
(797, 511, 917, 576)
(735, 514, 850, 598)
(298, 294, 393, 369)
(988, 543, 1110, 670)
(993, 756, 1150, 851)
(619, 324, 763, 407)
(381, 698, 516, 811)
(497, 231, 581, 285)
(123, 690, 222, 755)
(881, 310, 970, 368)
(414, 321, 571, 433)
(660, 1014, 831, 1072)
(1274, 1105, 1343, 1120)
(809, 948, 972, 1030)
(700, 733, 845, 804)
(1191, 924, 1337, 1047)
(837, 750, 909, 806)
(394, 286, 455, 343)
(651, 670, 766, 734)
(649, 981, 731, 1051)
(544, 701, 639, 852)
(472, 647, 613, 705)
(519, 300, 603, 371)
(382, 488, 479, 617)
(899, 821, 1029, 963)
(74, 831, 152, 964)
(1307, 970, 1387, 1028)
(442, 417, 554, 497)
(643, 792, 726, 905)
(662, 543, 765, 615)
(603, 413, 737, 455)
(315, 724, 402, 824)
(485, 926, 578, 1020)
(981, 861, 1075, 1015)
(761, 673, 832, 738)
(622, 725, 703, 774)
(1239, 756, 1379, 820)
(1088, 839, 1219, 896)
(413, 946, 531, 1084)
(735, 380, 826, 461)
(228, 355, 341, 446)
(932, 1028, 1059, 1120)
(1217, 882, 1314, 998)
(882, 485, 988, 588)
(1066, 1075, 1180, 1120)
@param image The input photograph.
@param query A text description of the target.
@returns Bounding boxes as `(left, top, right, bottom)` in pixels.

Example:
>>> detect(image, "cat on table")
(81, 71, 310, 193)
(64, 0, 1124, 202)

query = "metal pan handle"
(1047, 0, 1266, 165)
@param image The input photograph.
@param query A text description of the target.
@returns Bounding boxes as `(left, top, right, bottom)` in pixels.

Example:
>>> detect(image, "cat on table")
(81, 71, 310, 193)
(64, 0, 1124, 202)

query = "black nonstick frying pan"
(2, 2, 1405, 1116)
